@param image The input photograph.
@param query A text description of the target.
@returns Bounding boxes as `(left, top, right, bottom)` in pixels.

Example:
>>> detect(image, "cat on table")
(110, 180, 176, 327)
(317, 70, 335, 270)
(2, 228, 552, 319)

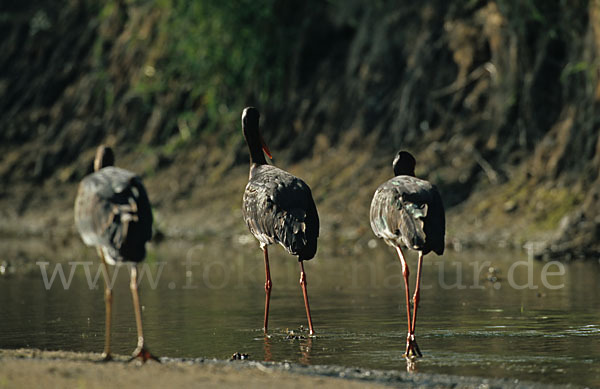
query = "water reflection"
(0, 238, 599, 387)
(262, 335, 272, 362)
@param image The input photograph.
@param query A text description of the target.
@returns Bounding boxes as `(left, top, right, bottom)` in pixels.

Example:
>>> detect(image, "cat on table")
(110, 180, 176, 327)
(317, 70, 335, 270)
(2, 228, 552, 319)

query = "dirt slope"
(0, 1, 599, 259)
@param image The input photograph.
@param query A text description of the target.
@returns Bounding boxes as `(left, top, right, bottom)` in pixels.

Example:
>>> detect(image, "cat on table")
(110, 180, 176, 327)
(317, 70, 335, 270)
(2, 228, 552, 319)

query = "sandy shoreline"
(0, 348, 573, 389)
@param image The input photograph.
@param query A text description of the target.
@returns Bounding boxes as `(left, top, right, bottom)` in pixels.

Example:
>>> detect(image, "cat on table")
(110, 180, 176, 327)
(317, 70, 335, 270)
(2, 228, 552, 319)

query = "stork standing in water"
(241, 107, 319, 335)
(370, 151, 445, 358)
(74, 145, 158, 362)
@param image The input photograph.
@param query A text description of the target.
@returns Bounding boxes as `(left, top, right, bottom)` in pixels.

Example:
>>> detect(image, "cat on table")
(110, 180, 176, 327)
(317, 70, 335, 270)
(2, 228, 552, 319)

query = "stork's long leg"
(263, 246, 272, 334)
(128, 264, 159, 363)
(99, 249, 113, 362)
(299, 260, 315, 335)
(396, 246, 422, 357)
(410, 252, 424, 358)
(395, 246, 413, 355)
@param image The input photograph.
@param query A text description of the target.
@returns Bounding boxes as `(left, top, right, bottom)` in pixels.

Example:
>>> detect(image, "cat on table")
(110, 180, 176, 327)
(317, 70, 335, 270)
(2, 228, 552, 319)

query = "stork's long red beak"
(260, 133, 272, 159)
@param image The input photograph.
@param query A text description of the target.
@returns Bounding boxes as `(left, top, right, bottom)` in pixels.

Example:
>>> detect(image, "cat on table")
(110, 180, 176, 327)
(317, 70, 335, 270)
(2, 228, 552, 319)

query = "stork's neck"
(393, 164, 415, 177)
(394, 168, 415, 177)
(246, 135, 268, 166)
(248, 163, 262, 180)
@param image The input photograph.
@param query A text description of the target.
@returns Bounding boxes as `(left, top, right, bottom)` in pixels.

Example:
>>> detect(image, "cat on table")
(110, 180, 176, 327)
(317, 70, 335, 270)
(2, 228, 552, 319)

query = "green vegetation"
(0, 0, 598, 259)
(130, 0, 315, 144)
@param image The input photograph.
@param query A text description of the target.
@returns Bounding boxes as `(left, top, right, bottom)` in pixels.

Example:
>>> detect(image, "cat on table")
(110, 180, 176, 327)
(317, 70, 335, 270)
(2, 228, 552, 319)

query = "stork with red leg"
(241, 107, 319, 336)
(74, 145, 158, 362)
(370, 151, 445, 359)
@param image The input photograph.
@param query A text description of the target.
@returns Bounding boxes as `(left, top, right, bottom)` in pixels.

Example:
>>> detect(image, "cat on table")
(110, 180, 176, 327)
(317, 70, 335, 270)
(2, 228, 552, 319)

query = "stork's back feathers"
(74, 166, 152, 263)
(243, 164, 319, 261)
(370, 175, 444, 255)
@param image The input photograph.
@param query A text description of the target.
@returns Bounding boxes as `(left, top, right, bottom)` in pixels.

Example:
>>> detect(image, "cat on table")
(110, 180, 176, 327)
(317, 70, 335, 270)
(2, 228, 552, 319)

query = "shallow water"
(1, 237, 599, 387)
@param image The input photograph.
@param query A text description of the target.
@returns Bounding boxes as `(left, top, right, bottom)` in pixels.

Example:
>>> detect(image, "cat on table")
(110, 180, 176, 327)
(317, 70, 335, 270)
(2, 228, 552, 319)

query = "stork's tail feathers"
(399, 202, 428, 250)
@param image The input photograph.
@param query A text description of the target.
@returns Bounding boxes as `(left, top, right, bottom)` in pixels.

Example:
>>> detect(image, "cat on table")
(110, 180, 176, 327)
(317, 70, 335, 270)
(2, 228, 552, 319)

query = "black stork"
(74, 145, 158, 362)
(241, 107, 319, 336)
(370, 151, 445, 358)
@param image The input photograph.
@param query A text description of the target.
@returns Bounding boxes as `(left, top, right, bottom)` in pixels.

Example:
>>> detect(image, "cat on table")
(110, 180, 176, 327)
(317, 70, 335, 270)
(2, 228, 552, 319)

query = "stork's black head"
(393, 151, 416, 176)
(94, 145, 115, 172)
(242, 106, 272, 164)
(242, 107, 260, 132)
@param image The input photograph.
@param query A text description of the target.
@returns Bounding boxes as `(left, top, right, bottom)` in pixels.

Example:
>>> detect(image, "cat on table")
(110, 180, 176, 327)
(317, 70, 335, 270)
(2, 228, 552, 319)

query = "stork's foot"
(96, 353, 113, 363)
(128, 346, 160, 363)
(403, 334, 423, 359)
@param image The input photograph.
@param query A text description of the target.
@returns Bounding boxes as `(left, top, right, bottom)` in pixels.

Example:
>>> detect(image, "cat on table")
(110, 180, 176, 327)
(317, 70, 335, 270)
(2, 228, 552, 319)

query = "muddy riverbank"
(0, 349, 575, 389)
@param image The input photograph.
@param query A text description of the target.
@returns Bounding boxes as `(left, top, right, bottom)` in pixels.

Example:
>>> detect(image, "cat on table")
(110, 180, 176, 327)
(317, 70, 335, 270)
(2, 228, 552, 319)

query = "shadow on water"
(1, 237, 599, 387)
